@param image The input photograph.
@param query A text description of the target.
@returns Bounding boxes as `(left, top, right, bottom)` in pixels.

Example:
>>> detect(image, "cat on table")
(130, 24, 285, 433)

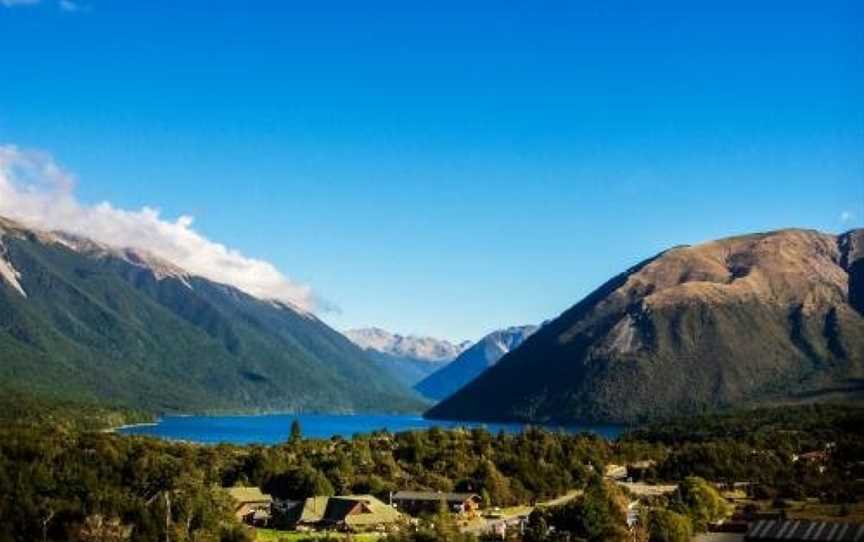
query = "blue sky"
(1, 1, 862, 341)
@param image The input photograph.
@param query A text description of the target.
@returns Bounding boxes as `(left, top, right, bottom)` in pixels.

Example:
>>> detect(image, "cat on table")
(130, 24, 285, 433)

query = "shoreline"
(103, 413, 625, 445)
(103, 421, 161, 434)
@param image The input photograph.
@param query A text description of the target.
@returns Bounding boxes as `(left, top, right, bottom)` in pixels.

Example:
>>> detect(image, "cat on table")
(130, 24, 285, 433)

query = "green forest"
(0, 394, 861, 542)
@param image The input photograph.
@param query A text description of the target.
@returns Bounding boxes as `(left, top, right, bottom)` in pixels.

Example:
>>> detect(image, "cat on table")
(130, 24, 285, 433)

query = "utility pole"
(164, 491, 171, 542)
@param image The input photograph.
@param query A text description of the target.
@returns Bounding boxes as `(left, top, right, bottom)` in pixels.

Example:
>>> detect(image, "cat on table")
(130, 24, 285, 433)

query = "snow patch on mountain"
(0, 242, 26, 297)
(344, 327, 470, 363)
(54, 231, 194, 289)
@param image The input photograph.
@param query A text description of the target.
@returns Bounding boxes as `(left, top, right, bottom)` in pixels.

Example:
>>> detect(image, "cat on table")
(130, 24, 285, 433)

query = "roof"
(746, 519, 864, 541)
(285, 496, 331, 524)
(392, 491, 480, 503)
(287, 495, 402, 528)
(324, 498, 365, 523)
(336, 495, 402, 528)
(226, 487, 272, 505)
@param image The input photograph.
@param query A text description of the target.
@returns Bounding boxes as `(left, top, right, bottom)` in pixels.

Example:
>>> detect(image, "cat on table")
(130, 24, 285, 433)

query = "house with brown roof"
(226, 486, 273, 526)
(391, 491, 482, 517)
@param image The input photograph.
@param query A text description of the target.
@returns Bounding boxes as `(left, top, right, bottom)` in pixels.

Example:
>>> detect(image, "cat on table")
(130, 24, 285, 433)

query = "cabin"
(745, 519, 864, 541)
(282, 495, 403, 532)
(226, 486, 273, 526)
(391, 491, 482, 517)
(604, 464, 628, 480)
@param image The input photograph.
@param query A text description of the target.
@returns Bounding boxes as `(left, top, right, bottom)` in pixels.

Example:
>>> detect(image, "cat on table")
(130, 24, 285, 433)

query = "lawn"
(255, 528, 384, 542)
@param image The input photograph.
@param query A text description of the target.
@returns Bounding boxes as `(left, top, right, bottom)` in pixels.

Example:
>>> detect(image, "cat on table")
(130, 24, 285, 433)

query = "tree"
(647, 509, 692, 542)
(673, 477, 729, 531)
(474, 460, 514, 506)
(522, 509, 550, 542)
(290, 419, 302, 444)
(263, 465, 334, 500)
(547, 478, 629, 542)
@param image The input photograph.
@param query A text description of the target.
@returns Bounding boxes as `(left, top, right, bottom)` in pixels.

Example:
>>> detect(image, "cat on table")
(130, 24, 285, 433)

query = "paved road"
(617, 481, 678, 497)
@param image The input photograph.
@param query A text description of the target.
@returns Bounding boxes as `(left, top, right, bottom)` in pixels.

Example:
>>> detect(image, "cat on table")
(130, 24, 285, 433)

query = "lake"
(117, 413, 624, 444)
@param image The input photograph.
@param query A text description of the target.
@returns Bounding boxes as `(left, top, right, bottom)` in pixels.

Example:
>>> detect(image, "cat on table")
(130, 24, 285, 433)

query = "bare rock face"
(840, 229, 864, 315)
(427, 229, 864, 424)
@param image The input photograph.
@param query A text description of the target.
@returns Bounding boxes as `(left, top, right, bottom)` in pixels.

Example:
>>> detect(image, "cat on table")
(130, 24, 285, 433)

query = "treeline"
(0, 423, 251, 542)
(623, 404, 864, 503)
(0, 389, 153, 432)
(237, 426, 619, 508)
(0, 411, 621, 541)
(0, 401, 861, 541)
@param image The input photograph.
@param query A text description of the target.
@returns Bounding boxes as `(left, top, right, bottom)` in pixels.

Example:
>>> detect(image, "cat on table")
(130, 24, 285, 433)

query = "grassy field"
(255, 528, 384, 541)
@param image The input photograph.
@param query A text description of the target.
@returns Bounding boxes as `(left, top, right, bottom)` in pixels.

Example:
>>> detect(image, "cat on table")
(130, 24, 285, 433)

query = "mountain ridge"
(0, 216, 425, 414)
(344, 327, 470, 362)
(344, 327, 471, 387)
(427, 228, 864, 424)
(415, 325, 538, 401)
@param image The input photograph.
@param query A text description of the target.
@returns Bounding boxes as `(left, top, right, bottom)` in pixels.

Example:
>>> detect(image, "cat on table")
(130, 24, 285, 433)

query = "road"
(462, 490, 584, 537)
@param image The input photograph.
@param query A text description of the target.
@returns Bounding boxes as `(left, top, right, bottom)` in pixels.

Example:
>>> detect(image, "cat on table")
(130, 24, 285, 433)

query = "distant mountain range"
(0, 216, 424, 414)
(427, 229, 864, 424)
(344, 327, 470, 387)
(415, 325, 538, 401)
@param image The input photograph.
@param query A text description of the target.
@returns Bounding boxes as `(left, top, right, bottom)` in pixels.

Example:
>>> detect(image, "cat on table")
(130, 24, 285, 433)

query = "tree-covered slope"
(427, 229, 864, 424)
(0, 217, 424, 413)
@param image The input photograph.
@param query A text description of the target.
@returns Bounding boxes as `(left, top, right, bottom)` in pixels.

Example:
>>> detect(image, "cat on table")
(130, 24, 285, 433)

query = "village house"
(226, 486, 273, 526)
(281, 495, 403, 532)
(604, 463, 628, 480)
(391, 491, 482, 517)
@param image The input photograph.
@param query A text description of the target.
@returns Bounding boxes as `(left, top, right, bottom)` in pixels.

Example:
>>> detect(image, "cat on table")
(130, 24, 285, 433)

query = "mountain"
(414, 325, 538, 401)
(0, 216, 425, 414)
(344, 327, 470, 387)
(344, 327, 470, 362)
(427, 229, 864, 424)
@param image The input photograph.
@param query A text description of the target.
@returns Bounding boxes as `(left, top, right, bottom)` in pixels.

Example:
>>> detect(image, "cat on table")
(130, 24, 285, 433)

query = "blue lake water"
(118, 413, 624, 445)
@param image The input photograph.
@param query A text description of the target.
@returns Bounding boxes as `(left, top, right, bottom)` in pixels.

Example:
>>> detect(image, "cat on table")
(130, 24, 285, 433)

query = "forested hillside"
(0, 217, 423, 414)
(1, 400, 861, 542)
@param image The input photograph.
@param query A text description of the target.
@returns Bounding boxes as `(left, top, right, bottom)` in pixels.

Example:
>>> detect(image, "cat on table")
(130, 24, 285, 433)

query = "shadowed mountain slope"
(0, 217, 424, 414)
(415, 325, 538, 401)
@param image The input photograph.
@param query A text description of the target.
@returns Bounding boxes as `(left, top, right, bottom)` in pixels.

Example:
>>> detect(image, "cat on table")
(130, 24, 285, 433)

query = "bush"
(673, 477, 730, 531)
(647, 509, 692, 542)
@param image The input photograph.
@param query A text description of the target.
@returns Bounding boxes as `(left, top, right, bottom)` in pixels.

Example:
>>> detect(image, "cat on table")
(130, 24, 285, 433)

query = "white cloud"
(0, 144, 318, 313)
(840, 210, 856, 224)
(0, 0, 40, 6)
(1, 0, 89, 11)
